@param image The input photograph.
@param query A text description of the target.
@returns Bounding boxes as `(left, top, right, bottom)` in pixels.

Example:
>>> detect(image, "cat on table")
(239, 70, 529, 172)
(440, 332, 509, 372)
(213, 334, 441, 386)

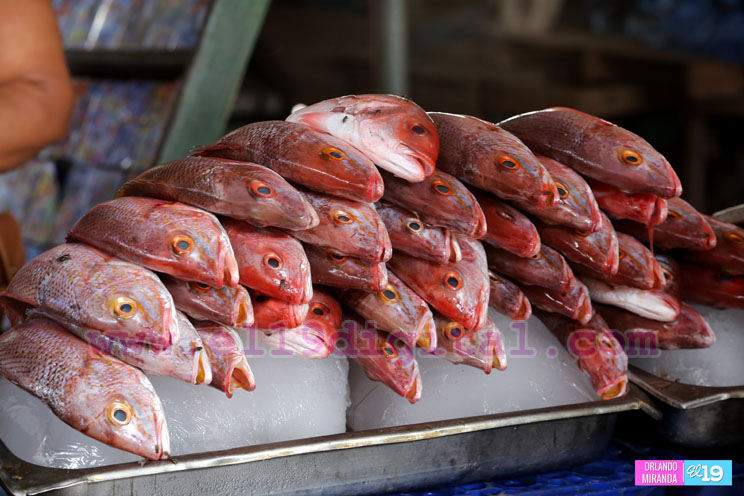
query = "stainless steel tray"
(628, 365, 744, 448)
(0, 385, 654, 496)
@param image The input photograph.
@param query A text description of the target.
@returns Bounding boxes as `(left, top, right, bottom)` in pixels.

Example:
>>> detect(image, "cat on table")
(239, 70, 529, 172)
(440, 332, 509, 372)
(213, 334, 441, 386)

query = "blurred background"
(2, 0, 744, 258)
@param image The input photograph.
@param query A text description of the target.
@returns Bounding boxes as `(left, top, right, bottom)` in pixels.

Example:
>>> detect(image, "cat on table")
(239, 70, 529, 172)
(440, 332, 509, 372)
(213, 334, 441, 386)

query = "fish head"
(616, 232, 661, 289)
(419, 170, 487, 237)
(568, 327, 628, 399)
(86, 262, 179, 349)
(577, 114, 682, 198)
(434, 315, 506, 373)
(661, 198, 717, 250)
(78, 360, 170, 460)
(306, 287, 342, 331)
(314, 245, 390, 292)
(316, 197, 392, 262)
(538, 155, 602, 232)
(174, 312, 213, 385)
(706, 215, 744, 266)
(252, 291, 309, 330)
(271, 318, 339, 359)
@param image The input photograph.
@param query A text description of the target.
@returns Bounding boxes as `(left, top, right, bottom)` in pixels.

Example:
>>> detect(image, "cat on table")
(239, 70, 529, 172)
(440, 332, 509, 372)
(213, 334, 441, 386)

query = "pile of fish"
(1, 94, 742, 461)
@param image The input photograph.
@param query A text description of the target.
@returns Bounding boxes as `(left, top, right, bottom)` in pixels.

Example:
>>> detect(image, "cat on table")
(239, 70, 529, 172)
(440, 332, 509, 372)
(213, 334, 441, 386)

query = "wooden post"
(157, 0, 272, 163)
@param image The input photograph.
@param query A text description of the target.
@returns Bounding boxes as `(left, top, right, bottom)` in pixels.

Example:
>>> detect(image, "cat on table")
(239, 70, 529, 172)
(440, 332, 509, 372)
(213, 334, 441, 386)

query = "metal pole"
(379, 0, 408, 96)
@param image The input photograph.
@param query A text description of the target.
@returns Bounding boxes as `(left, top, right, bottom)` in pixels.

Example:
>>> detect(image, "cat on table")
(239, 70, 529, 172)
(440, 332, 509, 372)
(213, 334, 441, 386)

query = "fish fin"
(191, 143, 242, 157)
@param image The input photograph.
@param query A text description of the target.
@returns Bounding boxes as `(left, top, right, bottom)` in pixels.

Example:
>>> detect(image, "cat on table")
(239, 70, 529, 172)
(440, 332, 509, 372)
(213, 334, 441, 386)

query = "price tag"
(684, 460, 732, 486)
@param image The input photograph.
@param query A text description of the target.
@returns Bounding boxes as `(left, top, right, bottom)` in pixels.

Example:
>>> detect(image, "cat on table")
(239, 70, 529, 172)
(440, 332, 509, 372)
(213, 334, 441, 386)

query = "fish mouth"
(288, 201, 320, 231)
(650, 260, 666, 290)
(235, 298, 255, 328)
(227, 358, 256, 396)
(372, 262, 389, 292)
(599, 376, 628, 400)
(155, 415, 170, 460)
(195, 349, 213, 385)
(160, 303, 178, 349)
(541, 180, 560, 208)
(471, 208, 488, 240)
(377, 219, 393, 262)
(448, 234, 462, 262)
(514, 296, 532, 321)
(576, 291, 593, 325)
(650, 197, 668, 227)
(416, 318, 437, 352)
(221, 247, 240, 288)
(661, 161, 683, 199)
(403, 146, 436, 178)
(367, 170, 385, 203)
(404, 373, 423, 404)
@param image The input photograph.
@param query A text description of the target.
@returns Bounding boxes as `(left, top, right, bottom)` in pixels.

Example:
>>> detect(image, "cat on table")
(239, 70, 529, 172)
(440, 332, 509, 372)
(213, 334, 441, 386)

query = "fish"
(513, 155, 602, 232)
(222, 219, 312, 304)
(286, 94, 439, 182)
(596, 303, 715, 350)
(376, 201, 460, 263)
(160, 274, 254, 328)
(488, 271, 532, 321)
(654, 253, 681, 299)
(338, 311, 422, 403)
(519, 279, 593, 324)
(535, 211, 619, 277)
(116, 156, 319, 231)
(572, 232, 666, 290)
(588, 179, 668, 227)
(380, 169, 486, 238)
(485, 244, 575, 292)
(251, 291, 309, 330)
(1, 243, 179, 350)
(195, 322, 255, 397)
(69, 310, 212, 386)
(474, 190, 540, 258)
(675, 215, 744, 275)
(341, 271, 437, 351)
(303, 243, 389, 292)
(614, 197, 716, 251)
(430, 112, 558, 208)
(498, 107, 682, 198)
(431, 313, 507, 374)
(388, 237, 489, 330)
(534, 310, 628, 400)
(67, 197, 239, 288)
(678, 262, 744, 309)
(193, 120, 384, 202)
(257, 288, 340, 359)
(290, 191, 392, 262)
(581, 277, 680, 322)
(0, 317, 169, 459)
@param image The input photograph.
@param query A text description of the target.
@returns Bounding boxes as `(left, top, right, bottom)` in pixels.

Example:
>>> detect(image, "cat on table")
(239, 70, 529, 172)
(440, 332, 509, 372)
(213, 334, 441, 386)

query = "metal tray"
(628, 365, 744, 448)
(0, 385, 655, 496)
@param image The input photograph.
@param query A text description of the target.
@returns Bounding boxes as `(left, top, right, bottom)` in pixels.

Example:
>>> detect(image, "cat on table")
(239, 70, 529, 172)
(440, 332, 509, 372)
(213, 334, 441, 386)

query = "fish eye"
(322, 147, 345, 160)
(106, 401, 133, 426)
(255, 294, 267, 303)
(377, 285, 399, 304)
(498, 155, 519, 170)
(618, 249, 626, 260)
(189, 281, 212, 292)
(310, 303, 329, 316)
(333, 210, 355, 224)
(431, 180, 451, 195)
(250, 182, 275, 198)
(597, 334, 615, 351)
(445, 322, 465, 341)
(405, 218, 423, 234)
(113, 296, 137, 319)
(728, 233, 744, 244)
(381, 341, 398, 358)
(530, 252, 542, 261)
(619, 150, 642, 166)
(499, 210, 515, 222)
(171, 235, 194, 255)
(666, 210, 680, 221)
(488, 271, 499, 283)
(56, 253, 71, 263)
(411, 124, 428, 135)
(444, 271, 463, 290)
(555, 182, 569, 199)
(661, 268, 674, 282)
(328, 252, 348, 263)
(574, 229, 590, 237)
(263, 252, 283, 269)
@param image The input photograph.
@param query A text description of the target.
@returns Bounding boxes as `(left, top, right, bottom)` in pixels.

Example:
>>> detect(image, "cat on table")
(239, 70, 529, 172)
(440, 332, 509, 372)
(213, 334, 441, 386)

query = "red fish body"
(615, 197, 716, 251)
(304, 243, 388, 292)
(519, 279, 593, 324)
(536, 211, 619, 277)
(582, 277, 681, 322)
(573, 232, 665, 290)
(499, 107, 682, 198)
(195, 322, 255, 397)
(376, 202, 460, 263)
(430, 112, 558, 208)
(488, 271, 532, 321)
(1, 243, 179, 350)
(675, 215, 744, 275)
(431, 314, 507, 374)
(513, 155, 602, 232)
(678, 262, 744, 309)
(251, 291, 309, 330)
(588, 180, 668, 227)
(160, 274, 254, 328)
(0, 317, 169, 460)
(223, 219, 312, 304)
(388, 237, 489, 331)
(534, 310, 628, 400)
(474, 190, 540, 258)
(338, 312, 422, 403)
(290, 191, 392, 262)
(380, 169, 486, 238)
(596, 303, 715, 350)
(287, 94, 439, 182)
(486, 244, 574, 292)
(193, 121, 383, 202)
(341, 271, 436, 351)
(117, 156, 319, 231)
(68, 197, 239, 288)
